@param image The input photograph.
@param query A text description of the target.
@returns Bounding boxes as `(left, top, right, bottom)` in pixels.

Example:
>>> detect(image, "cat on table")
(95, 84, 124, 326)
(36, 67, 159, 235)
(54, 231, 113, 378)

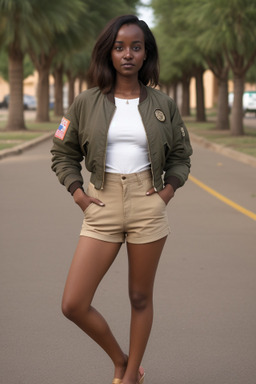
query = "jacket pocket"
(82, 140, 89, 156)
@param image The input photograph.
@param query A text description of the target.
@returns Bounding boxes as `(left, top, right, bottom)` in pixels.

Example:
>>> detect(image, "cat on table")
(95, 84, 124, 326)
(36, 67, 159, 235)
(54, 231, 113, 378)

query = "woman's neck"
(114, 78, 140, 99)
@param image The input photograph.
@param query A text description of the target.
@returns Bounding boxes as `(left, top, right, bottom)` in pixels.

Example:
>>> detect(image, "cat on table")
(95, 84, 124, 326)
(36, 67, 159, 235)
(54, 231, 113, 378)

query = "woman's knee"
(61, 296, 84, 321)
(129, 290, 152, 311)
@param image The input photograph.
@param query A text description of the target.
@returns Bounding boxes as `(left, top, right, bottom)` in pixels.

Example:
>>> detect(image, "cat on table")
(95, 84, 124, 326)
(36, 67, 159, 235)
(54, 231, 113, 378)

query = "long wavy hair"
(87, 15, 159, 93)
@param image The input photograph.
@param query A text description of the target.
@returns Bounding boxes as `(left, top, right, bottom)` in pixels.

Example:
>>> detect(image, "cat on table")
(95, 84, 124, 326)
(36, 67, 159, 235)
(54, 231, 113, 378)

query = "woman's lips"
(122, 63, 135, 67)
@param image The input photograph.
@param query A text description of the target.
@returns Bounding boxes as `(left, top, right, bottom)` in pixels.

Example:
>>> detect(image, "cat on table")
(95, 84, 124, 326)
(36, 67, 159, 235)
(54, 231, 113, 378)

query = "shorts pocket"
(83, 183, 98, 215)
(155, 192, 167, 206)
(83, 202, 95, 215)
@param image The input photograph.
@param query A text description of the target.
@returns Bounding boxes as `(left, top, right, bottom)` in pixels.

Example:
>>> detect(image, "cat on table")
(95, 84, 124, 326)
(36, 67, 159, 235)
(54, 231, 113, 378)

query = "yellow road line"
(189, 175, 256, 222)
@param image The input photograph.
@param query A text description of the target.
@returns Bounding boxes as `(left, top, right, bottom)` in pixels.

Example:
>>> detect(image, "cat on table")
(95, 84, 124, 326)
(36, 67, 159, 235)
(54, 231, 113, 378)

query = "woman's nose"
(124, 48, 133, 59)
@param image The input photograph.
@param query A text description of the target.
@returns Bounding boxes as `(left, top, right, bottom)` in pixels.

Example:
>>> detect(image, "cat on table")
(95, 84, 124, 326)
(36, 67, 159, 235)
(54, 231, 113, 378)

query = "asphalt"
(1, 113, 256, 166)
(2, 129, 256, 169)
(0, 131, 54, 160)
(1, 138, 255, 384)
(0, 115, 256, 384)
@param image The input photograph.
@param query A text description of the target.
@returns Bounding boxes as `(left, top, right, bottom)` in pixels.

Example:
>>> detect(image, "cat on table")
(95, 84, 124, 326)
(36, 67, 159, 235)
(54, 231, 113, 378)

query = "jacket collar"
(107, 83, 147, 104)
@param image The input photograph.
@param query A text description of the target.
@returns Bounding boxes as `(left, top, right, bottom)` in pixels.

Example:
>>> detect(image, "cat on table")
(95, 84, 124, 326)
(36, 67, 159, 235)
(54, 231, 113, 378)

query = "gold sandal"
(112, 366, 145, 384)
(112, 380, 122, 384)
(139, 370, 145, 384)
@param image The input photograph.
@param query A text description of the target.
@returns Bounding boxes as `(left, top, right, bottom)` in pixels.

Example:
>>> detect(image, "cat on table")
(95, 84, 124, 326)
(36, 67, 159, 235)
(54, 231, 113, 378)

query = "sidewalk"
(0, 131, 53, 160)
(1, 128, 256, 169)
(190, 132, 256, 168)
(1, 111, 256, 167)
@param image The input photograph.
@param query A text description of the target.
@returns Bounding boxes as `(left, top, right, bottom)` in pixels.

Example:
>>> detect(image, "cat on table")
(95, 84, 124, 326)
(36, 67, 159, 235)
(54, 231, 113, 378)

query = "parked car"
(0, 94, 37, 110)
(0, 95, 8, 108)
(228, 91, 256, 115)
(23, 94, 37, 110)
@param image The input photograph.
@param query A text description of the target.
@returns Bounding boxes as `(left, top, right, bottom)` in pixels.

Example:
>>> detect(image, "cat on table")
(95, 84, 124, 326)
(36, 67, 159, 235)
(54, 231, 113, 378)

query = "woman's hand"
(73, 188, 105, 212)
(146, 184, 174, 205)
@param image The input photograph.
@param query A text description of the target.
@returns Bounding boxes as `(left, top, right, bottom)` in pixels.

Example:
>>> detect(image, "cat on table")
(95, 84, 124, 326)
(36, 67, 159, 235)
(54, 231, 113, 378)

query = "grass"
(0, 114, 58, 150)
(0, 109, 256, 158)
(184, 111, 256, 158)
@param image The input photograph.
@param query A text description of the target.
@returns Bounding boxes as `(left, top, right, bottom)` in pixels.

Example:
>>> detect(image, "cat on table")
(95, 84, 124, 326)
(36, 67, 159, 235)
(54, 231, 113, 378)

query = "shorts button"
(122, 176, 126, 180)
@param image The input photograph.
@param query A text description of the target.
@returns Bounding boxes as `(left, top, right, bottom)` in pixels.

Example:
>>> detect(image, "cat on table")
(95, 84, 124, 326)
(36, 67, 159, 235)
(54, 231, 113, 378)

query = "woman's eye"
(133, 46, 141, 51)
(115, 46, 123, 51)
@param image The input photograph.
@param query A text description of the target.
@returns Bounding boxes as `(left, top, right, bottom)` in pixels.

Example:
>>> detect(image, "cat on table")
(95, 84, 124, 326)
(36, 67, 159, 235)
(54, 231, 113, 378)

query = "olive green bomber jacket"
(51, 85, 192, 193)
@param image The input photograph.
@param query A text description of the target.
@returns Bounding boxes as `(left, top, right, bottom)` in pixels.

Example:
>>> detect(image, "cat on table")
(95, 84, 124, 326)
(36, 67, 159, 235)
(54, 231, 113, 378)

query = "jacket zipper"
(138, 106, 156, 190)
(101, 106, 117, 189)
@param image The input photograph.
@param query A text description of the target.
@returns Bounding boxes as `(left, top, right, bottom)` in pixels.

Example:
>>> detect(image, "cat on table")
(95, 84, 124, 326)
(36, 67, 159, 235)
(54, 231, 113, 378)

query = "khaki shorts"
(80, 170, 170, 244)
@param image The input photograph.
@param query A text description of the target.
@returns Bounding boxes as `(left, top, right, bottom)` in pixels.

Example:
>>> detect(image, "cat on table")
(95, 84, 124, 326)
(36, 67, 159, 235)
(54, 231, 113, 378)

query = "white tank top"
(105, 97, 151, 174)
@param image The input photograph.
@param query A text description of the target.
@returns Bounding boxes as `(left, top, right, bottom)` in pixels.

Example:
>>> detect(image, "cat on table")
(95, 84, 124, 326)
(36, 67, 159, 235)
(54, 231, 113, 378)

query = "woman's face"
(111, 23, 146, 79)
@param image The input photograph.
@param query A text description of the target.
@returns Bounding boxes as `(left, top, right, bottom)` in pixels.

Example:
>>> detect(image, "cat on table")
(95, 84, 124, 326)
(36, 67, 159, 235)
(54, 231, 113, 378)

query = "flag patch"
(54, 117, 70, 140)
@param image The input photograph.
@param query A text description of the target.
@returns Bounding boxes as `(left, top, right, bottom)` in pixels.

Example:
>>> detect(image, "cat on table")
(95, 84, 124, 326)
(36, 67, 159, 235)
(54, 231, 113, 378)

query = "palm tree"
(0, 0, 39, 130)
(206, 54, 230, 131)
(0, 0, 84, 129)
(51, 0, 140, 116)
(29, 0, 86, 122)
(152, 0, 206, 120)
(191, 0, 256, 135)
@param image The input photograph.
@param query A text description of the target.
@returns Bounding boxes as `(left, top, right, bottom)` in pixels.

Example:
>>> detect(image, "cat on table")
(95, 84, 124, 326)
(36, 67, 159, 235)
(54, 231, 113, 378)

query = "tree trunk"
(172, 82, 178, 103)
(181, 74, 190, 116)
(195, 67, 206, 122)
(230, 74, 244, 136)
(36, 65, 50, 122)
(6, 48, 26, 131)
(67, 71, 75, 107)
(78, 77, 83, 94)
(216, 72, 229, 130)
(54, 65, 64, 116)
(165, 83, 171, 97)
(30, 52, 53, 122)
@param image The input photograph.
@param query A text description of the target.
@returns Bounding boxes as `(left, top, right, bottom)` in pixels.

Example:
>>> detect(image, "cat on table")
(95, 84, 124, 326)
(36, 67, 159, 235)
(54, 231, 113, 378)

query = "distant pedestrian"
(51, 14, 192, 384)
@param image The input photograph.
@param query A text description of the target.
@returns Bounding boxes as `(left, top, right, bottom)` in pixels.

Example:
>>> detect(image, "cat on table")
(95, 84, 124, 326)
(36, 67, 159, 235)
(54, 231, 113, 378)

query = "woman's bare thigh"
(62, 237, 122, 311)
(127, 237, 167, 297)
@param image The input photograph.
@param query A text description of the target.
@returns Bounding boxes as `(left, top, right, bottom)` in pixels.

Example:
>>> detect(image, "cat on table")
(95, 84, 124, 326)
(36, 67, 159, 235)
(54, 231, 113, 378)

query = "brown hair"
(88, 14, 159, 93)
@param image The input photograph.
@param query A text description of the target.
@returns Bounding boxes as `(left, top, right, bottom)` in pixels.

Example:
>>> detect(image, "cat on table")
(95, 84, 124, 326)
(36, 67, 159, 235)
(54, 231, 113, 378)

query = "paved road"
(0, 139, 256, 384)
(244, 114, 256, 128)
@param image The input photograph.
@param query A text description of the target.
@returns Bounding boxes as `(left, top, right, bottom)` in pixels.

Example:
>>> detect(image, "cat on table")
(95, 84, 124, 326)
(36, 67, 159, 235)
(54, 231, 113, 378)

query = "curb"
(190, 133, 256, 169)
(0, 131, 54, 160)
(1, 130, 256, 169)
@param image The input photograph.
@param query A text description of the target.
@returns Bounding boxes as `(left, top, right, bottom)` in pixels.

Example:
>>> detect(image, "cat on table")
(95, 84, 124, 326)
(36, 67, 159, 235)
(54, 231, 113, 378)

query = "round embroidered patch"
(154, 109, 166, 122)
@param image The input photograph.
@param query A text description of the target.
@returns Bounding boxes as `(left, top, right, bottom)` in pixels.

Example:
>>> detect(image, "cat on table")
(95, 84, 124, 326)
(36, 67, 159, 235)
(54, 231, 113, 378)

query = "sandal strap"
(112, 379, 122, 384)
(139, 372, 145, 384)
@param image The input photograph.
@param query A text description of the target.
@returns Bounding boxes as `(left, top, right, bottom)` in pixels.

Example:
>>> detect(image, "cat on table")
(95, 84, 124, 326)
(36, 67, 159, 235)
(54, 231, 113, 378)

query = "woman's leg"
(62, 236, 127, 379)
(122, 237, 167, 384)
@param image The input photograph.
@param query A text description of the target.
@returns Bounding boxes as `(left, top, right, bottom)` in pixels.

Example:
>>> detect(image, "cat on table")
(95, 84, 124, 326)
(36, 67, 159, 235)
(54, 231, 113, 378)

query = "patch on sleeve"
(54, 117, 70, 140)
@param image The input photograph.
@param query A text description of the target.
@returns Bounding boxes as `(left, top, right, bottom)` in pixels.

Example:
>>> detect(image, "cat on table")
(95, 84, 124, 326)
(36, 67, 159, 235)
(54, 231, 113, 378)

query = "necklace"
(115, 86, 140, 104)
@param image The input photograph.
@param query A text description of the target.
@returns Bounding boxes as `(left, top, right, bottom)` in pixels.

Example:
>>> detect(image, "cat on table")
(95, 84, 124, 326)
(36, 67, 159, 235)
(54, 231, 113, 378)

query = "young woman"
(51, 14, 192, 384)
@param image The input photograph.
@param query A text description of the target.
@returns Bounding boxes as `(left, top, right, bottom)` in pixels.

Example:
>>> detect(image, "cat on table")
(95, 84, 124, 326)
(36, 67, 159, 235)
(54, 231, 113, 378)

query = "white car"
(0, 94, 37, 110)
(229, 91, 256, 115)
(23, 94, 37, 110)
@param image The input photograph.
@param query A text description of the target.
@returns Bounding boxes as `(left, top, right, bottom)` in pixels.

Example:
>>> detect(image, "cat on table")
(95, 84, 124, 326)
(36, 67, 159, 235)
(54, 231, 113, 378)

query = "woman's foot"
(112, 379, 122, 384)
(138, 366, 145, 384)
(113, 354, 128, 381)
(118, 366, 145, 384)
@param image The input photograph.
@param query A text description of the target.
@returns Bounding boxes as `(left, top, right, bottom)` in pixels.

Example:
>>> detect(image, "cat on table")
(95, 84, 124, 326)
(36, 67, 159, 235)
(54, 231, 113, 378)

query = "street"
(0, 138, 256, 384)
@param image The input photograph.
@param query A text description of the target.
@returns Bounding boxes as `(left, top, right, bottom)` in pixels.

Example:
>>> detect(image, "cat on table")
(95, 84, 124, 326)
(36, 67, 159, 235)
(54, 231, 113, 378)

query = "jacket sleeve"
(164, 102, 193, 188)
(51, 102, 84, 192)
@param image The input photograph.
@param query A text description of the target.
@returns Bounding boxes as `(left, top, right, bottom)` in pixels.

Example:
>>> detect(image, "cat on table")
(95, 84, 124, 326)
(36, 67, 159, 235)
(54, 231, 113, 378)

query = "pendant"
(126, 100, 129, 104)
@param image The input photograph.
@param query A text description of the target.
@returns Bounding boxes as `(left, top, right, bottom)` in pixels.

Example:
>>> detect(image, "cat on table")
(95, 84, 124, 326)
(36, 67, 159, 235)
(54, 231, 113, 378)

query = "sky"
(136, 0, 155, 27)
